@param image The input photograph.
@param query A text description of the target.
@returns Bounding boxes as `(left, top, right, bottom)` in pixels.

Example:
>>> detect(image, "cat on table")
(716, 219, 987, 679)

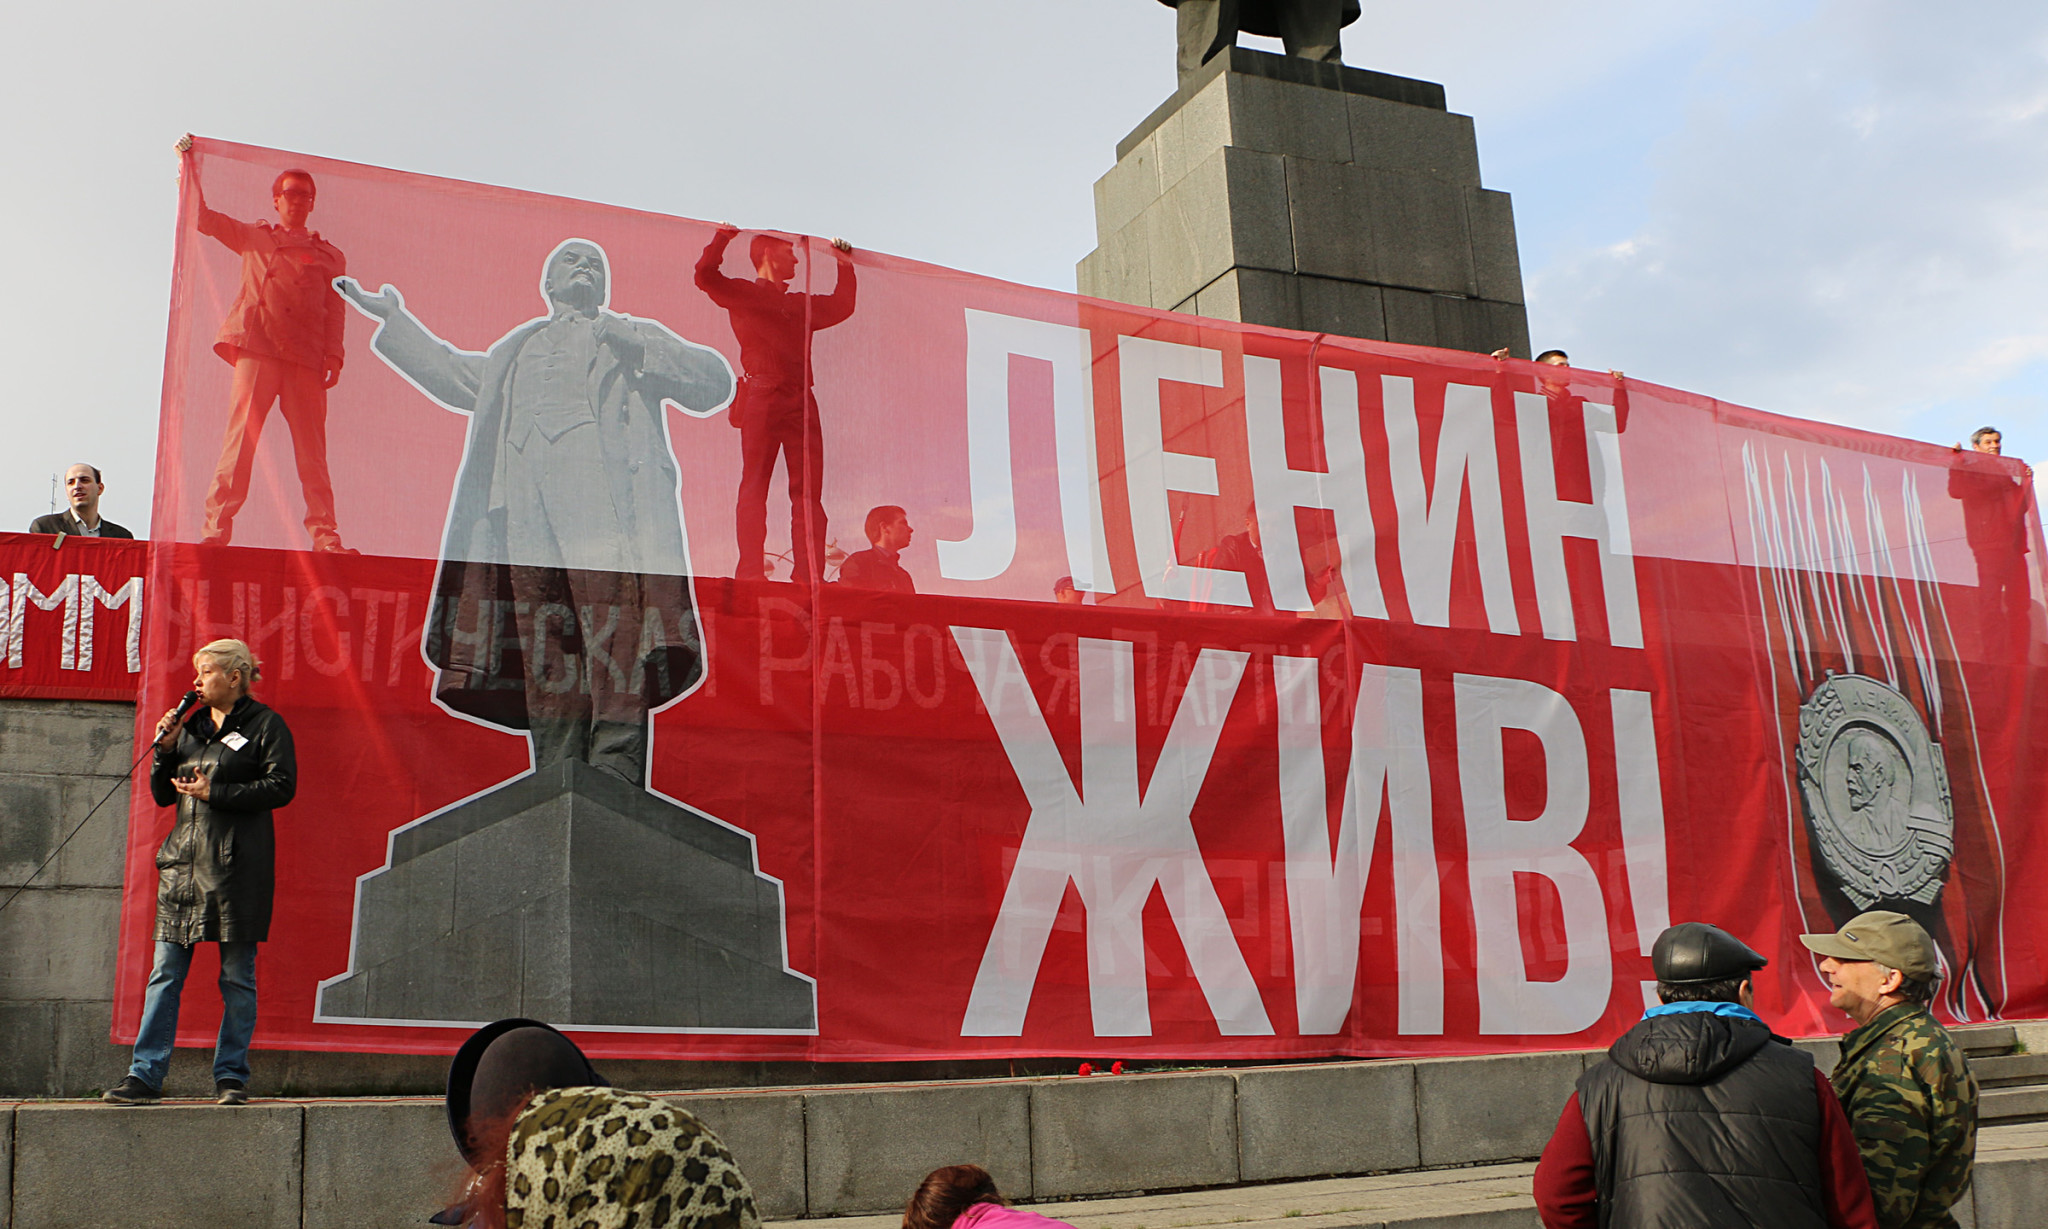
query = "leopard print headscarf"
(504, 1087, 762, 1229)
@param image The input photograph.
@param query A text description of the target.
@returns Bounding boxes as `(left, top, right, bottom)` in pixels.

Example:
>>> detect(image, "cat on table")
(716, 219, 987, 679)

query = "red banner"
(0, 532, 147, 702)
(119, 137, 2048, 1061)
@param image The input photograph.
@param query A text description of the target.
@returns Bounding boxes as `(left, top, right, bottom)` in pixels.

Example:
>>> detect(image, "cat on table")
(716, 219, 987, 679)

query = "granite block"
(1094, 134, 1163, 242)
(1367, 170, 1477, 295)
(1033, 1071, 1237, 1196)
(1237, 1061, 1421, 1180)
(1414, 1051, 1585, 1166)
(15, 1101, 303, 1229)
(1347, 95, 1482, 183)
(1298, 276, 1389, 341)
(1223, 146, 1297, 275)
(806, 1082, 1031, 1214)
(0, 885, 121, 1000)
(1227, 71, 1353, 165)
(302, 1099, 459, 1229)
(668, 1090, 808, 1219)
(1218, 267, 1304, 331)
(1382, 288, 1440, 349)
(1158, 72, 1236, 189)
(1466, 188, 1525, 304)
(1286, 158, 1379, 283)
(0, 700, 135, 778)
(1431, 294, 1502, 355)
(0, 778, 63, 885)
(1139, 149, 1237, 311)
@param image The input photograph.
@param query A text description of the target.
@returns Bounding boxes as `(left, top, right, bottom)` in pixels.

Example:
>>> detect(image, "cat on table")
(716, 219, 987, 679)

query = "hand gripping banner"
(119, 136, 2048, 1061)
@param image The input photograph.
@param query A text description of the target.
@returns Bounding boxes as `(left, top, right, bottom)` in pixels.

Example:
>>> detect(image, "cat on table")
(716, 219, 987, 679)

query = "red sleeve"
(1814, 1068, 1879, 1229)
(811, 255, 857, 328)
(1532, 1092, 1599, 1229)
(196, 206, 255, 253)
(694, 229, 742, 302)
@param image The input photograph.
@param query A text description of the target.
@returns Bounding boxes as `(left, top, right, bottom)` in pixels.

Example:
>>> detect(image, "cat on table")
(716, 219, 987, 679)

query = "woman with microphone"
(102, 638, 297, 1106)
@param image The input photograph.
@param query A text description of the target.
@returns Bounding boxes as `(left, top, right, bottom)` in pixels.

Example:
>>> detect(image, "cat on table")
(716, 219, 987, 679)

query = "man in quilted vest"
(1534, 922, 1877, 1228)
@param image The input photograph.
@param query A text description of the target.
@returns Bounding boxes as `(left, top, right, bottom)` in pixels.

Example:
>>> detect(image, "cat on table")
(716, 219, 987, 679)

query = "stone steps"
(774, 1162, 1546, 1229)
(771, 1123, 2048, 1229)
(1952, 1024, 2048, 1128)
(1974, 1054, 2048, 1089)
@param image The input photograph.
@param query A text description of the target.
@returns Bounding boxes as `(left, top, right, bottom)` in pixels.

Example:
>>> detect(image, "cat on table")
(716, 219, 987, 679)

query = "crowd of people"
(207, 913, 1962, 1229)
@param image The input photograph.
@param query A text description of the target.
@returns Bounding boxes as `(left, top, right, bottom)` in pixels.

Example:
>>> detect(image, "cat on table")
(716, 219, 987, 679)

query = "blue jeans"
(129, 940, 257, 1089)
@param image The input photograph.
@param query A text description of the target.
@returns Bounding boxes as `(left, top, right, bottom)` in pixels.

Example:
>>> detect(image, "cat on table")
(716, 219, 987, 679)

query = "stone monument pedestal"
(316, 760, 815, 1031)
(1079, 47, 1530, 356)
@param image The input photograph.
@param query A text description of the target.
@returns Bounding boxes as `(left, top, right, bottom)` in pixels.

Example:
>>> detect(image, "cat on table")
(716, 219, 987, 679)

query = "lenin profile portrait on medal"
(337, 242, 735, 787)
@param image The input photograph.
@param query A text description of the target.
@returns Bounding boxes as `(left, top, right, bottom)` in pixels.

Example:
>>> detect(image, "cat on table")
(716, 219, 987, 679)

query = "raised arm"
(812, 239, 858, 330)
(335, 277, 487, 412)
(693, 225, 744, 303)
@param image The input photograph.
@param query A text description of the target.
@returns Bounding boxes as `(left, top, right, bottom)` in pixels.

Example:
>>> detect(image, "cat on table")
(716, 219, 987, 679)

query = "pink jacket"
(958, 1205, 1076, 1229)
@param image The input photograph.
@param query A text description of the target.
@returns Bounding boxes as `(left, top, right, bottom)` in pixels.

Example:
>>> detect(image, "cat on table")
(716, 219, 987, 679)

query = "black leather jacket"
(150, 695, 297, 944)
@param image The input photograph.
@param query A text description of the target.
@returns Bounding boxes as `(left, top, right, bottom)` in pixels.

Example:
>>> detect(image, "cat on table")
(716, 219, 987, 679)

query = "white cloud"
(1529, 0, 2048, 442)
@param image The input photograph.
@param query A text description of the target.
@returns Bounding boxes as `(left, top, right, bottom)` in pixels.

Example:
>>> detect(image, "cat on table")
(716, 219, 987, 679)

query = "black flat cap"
(444, 1018, 605, 1168)
(1652, 922, 1768, 984)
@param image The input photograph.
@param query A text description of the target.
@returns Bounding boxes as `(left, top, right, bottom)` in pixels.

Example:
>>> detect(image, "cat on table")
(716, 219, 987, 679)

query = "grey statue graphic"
(1159, 0, 1360, 80)
(337, 241, 730, 782)
(317, 240, 817, 1032)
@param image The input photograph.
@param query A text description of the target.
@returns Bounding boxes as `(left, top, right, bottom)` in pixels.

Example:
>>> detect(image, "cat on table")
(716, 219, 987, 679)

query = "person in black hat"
(433, 1018, 606, 1225)
(1532, 923, 1879, 1229)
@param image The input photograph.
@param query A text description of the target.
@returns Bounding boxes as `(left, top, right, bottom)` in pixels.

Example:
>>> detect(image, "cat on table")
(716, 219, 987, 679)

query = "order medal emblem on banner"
(1795, 673, 1954, 910)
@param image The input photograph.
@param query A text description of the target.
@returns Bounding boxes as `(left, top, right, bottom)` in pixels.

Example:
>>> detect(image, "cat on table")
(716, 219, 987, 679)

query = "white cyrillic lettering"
(1455, 673, 1610, 1035)
(1118, 336, 1249, 606)
(1275, 655, 1440, 1035)
(1516, 393, 1640, 647)
(938, 311, 1113, 591)
(1611, 687, 1669, 1010)
(79, 575, 143, 673)
(1244, 360, 1388, 617)
(10, 572, 79, 669)
(1385, 377, 1517, 634)
(956, 627, 1272, 1037)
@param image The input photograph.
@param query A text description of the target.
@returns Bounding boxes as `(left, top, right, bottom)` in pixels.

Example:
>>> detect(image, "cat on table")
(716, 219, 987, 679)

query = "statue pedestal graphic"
(1079, 46, 1530, 356)
(316, 761, 815, 1031)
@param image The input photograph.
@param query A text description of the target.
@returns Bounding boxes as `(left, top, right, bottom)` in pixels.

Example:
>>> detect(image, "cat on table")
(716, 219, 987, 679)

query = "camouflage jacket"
(1831, 1003, 1978, 1229)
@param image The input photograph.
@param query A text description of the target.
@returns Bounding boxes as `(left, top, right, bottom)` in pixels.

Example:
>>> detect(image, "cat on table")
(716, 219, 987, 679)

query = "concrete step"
(1982, 1085, 2048, 1124)
(771, 1162, 1547, 1229)
(772, 1123, 2048, 1229)
(1954, 1024, 2018, 1056)
(1972, 1053, 2048, 1088)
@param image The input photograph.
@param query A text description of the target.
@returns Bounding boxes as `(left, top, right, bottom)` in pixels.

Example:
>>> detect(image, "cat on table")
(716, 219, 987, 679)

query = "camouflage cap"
(1798, 910, 1938, 980)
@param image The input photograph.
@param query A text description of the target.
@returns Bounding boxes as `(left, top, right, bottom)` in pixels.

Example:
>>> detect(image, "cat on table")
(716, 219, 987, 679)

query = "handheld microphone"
(170, 690, 202, 723)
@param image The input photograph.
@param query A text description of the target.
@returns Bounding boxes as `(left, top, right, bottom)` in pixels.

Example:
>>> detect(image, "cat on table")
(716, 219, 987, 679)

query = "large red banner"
(0, 533, 146, 702)
(119, 137, 2048, 1061)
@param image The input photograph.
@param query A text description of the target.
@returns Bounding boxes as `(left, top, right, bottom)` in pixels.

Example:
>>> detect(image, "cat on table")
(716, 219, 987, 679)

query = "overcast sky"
(3, 0, 2043, 534)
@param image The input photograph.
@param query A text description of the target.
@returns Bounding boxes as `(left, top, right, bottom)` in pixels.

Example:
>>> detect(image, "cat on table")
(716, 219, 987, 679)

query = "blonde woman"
(103, 639, 297, 1106)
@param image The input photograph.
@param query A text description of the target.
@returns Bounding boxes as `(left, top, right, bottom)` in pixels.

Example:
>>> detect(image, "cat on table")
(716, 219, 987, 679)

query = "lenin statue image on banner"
(313, 240, 817, 1033)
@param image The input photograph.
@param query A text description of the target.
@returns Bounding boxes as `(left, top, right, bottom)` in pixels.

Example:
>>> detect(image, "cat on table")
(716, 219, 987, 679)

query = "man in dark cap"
(1801, 911, 1978, 1229)
(1534, 922, 1877, 1228)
